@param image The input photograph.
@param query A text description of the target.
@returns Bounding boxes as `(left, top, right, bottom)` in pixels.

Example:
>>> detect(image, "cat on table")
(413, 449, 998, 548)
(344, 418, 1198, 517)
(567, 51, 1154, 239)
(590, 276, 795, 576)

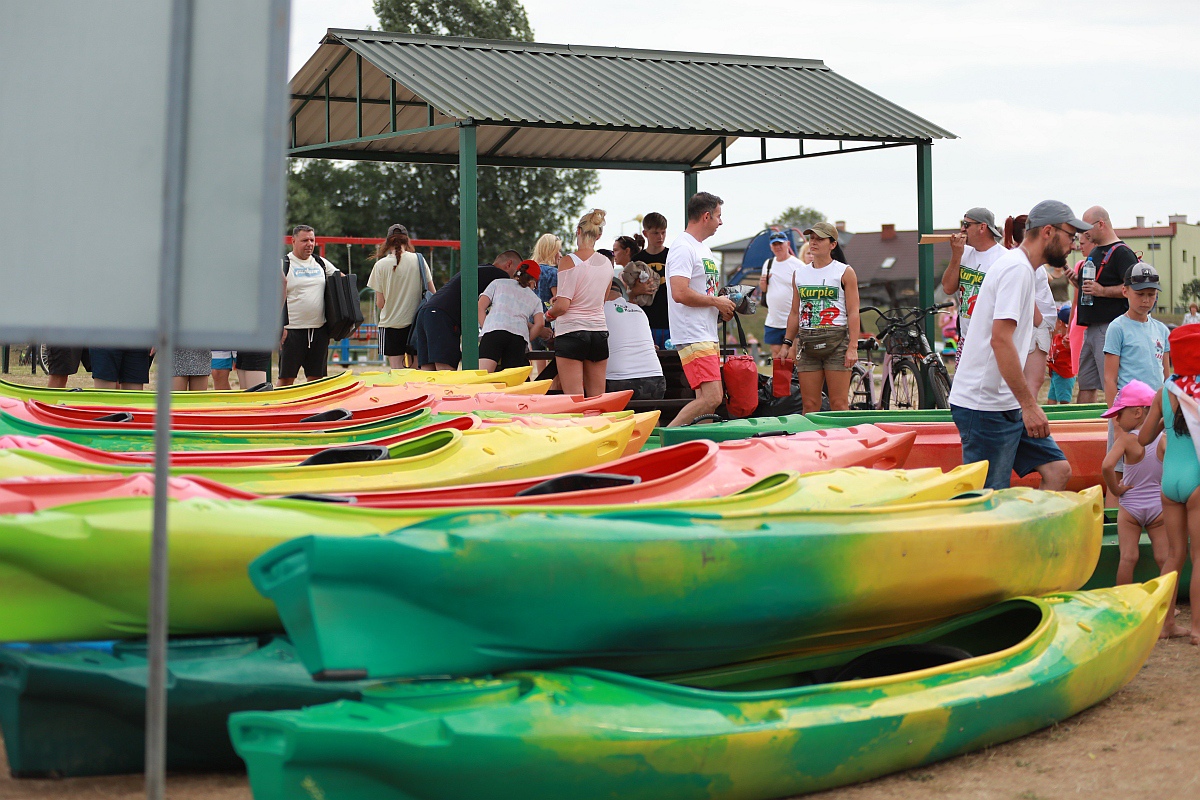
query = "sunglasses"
(1127, 271, 1159, 288)
(959, 220, 983, 229)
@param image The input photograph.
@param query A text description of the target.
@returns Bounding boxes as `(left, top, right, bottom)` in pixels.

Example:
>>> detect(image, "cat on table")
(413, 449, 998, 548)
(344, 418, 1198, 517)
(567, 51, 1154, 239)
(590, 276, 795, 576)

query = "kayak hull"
(250, 487, 1103, 679)
(230, 579, 1170, 800)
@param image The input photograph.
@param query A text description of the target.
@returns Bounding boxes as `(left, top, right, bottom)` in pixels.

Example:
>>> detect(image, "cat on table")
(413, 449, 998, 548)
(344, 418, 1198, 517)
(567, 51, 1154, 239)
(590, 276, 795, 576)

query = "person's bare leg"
(825, 370, 852, 411)
(769, 343, 784, 362)
(94, 379, 118, 389)
(1144, 514, 1168, 572)
(46, 375, 69, 389)
(211, 369, 232, 390)
(1034, 459, 1071, 491)
(119, 383, 144, 390)
(1023, 347, 1047, 400)
(583, 360, 607, 398)
(1077, 389, 1098, 404)
(188, 375, 208, 391)
(236, 369, 267, 389)
(798, 371, 824, 414)
(1158, 495, 1190, 638)
(387, 355, 405, 369)
(668, 380, 723, 427)
(171, 376, 189, 391)
(435, 363, 454, 371)
(557, 357, 584, 395)
(479, 358, 499, 373)
(1115, 508, 1143, 585)
(1187, 490, 1200, 645)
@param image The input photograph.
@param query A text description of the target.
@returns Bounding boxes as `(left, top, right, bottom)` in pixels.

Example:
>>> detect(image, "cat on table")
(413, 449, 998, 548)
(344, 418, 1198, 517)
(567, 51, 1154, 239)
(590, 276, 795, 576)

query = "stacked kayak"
(230, 578, 1171, 800)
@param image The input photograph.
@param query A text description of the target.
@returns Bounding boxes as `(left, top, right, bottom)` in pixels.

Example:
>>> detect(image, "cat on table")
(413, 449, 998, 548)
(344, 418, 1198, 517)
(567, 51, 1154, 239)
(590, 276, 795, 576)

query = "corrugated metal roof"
(289, 30, 954, 167)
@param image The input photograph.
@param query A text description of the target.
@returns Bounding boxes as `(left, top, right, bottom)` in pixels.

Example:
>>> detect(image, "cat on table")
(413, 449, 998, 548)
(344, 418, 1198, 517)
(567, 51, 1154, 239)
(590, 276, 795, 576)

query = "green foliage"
(767, 205, 825, 232)
(284, 0, 599, 285)
(1181, 279, 1200, 304)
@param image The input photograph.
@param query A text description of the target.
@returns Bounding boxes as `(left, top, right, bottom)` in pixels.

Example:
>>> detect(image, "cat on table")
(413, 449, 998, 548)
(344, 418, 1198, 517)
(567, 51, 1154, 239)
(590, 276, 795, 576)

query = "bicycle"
(848, 302, 955, 410)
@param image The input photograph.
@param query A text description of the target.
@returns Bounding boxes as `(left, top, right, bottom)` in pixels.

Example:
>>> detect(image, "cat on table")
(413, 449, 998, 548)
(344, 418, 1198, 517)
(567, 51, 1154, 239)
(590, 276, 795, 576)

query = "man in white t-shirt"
(940, 207, 1005, 344)
(665, 191, 736, 426)
(948, 200, 1091, 491)
(758, 230, 803, 361)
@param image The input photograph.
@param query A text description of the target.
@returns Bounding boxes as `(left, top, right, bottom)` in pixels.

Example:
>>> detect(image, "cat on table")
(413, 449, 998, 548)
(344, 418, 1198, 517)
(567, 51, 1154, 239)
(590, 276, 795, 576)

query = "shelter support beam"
(916, 141, 935, 342)
(683, 170, 697, 221)
(459, 122, 479, 369)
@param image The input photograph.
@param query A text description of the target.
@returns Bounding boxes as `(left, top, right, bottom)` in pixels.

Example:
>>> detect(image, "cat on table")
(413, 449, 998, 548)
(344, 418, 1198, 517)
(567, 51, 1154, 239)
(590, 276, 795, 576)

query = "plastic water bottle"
(1080, 258, 1096, 306)
(664, 338, 673, 350)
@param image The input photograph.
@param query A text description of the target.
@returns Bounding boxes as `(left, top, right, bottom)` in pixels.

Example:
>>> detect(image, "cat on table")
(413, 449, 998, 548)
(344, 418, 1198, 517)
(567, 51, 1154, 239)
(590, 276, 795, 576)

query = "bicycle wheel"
(928, 362, 952, 409)
(848, 363, 874, 410)
(880, 358, 925, 411)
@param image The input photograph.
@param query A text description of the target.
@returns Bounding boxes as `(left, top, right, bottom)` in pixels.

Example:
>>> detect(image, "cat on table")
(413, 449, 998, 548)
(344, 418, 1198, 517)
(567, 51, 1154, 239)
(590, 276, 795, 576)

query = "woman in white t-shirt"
(759, 232, 808, 361)
(477, 260, 545, 373)
(547, 209, 613, 396)
(367, 223, 435, 368)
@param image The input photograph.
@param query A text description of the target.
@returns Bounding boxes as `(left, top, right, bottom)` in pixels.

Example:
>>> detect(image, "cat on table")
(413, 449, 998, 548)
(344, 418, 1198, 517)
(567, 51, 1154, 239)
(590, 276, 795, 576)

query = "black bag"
(323, 268, 364, 341)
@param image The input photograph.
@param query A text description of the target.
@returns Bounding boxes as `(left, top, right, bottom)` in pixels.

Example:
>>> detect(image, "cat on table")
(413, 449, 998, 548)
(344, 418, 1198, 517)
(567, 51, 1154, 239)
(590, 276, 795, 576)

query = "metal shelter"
(288, 30, 955, 365)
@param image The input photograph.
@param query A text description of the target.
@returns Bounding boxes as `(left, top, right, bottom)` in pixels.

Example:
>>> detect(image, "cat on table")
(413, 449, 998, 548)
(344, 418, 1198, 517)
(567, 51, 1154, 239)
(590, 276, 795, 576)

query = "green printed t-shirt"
(956, 244, 1006, 339)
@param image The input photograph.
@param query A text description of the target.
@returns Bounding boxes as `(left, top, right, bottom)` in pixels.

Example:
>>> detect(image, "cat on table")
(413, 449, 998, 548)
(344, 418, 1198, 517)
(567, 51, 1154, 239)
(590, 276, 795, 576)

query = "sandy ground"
(0, 611, 1195, 800)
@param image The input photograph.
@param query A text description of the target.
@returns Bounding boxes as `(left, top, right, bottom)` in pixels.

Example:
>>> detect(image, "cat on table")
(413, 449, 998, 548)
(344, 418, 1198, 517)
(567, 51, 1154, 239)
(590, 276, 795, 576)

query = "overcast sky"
(288, 0, 1198, 246)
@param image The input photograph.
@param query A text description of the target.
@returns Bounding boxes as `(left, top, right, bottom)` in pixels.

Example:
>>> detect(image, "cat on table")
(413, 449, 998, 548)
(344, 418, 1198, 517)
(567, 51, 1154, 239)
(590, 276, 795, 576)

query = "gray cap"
(963, 207, 1003, 240)
(1024, 201, 1092, 233)
(1124, 262, 1161, 291)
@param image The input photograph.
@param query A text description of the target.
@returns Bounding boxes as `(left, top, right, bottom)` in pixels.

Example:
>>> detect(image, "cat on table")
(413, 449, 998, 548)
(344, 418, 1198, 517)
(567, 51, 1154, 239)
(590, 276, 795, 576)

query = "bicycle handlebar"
(860, 302, 954, 325)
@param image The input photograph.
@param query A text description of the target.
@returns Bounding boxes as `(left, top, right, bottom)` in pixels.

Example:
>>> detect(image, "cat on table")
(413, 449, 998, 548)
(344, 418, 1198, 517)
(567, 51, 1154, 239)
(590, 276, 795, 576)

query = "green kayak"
(0, 466, 981, 643)
(251, 487, 1102, 679)
(230, 578, 1171, 800)
(0, 636, 366, 777)
(656, 414, 823, 446)
(0, 408, 434, 452)
(806, 403, 1106, 428)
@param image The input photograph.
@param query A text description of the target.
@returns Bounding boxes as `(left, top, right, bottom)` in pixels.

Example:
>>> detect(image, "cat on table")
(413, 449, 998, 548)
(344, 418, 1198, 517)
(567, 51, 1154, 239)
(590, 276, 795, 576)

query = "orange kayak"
(431, 391, 633, 415)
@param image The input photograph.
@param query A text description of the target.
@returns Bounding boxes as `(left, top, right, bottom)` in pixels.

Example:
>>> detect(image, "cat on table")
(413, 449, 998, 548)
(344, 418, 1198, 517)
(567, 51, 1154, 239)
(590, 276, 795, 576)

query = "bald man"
(1073, 206, 1138, 404)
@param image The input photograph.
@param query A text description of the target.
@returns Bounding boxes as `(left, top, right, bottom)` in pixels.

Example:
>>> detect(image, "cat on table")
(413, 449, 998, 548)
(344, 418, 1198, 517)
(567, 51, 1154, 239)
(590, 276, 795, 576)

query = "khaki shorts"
(796, 326, 850, 372)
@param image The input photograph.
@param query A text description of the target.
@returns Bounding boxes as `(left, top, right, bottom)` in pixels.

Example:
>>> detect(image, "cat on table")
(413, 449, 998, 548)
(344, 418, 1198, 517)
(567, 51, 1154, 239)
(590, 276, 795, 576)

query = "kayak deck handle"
(299, 408, 353, 424)
(751, 430, 791, 438)
(280, 493, 357, 504)
(94, 411, 134, 423)
(244, 382, 274, 392)
(516, 472, 641, 497)
(298, 444, 390, 467)
(314, 668, 369, 682)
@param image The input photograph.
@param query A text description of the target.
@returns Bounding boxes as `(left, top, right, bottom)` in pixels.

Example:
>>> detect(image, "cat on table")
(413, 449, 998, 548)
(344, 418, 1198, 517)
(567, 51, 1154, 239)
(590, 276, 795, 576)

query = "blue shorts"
(650, 328, 670, 349)
(950, 404, 1068, 490)
(89, 348, 151, 385)
(211, 351, 234, 371)
(763, 325, 787, 346)
(413, 306, 461, 368)
(1047, 373, 1075, 403)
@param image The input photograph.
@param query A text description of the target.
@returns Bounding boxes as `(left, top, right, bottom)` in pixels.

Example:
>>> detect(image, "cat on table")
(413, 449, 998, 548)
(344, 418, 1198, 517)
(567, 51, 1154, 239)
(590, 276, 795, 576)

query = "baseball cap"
(1101, 379, 1156, 418)
(387, 223, 409, 237)
(1124, 262, 1161, 291)
(517, 259, 541, 282)
(963, 207, 1003, 240)
(769, 230, 789, 243)
(1057, 303, 1072, 324)
(802, 221, 839, 241)
(1024, 201, 1092, 233)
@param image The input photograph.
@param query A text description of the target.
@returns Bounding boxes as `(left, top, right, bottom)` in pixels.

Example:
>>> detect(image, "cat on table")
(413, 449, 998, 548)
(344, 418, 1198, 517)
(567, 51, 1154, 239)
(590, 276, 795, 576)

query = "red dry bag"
(722, 313, 759, 418)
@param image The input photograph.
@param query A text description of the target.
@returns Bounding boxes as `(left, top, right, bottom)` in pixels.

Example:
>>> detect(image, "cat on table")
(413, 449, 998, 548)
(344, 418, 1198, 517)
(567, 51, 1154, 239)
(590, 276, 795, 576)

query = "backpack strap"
(282, 255, 289, 276)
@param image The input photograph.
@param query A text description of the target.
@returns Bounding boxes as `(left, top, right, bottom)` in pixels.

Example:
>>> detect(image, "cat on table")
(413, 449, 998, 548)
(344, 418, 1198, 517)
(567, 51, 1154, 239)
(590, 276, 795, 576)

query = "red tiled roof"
(842, 228, 957, 286)
(1115, 224, 1176, 238)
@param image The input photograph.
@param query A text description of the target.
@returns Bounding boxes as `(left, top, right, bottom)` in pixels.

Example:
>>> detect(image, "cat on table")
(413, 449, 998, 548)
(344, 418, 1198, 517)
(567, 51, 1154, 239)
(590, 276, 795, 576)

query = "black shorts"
(90, 348, 151, 385)
(413, 307, 461, 368)
(554, 330, 609, 362)
(380, 326, 412, 357)
(44, 346, 88, 376)
(478, 330, 530, 370)
(235, 351, 272, 373)
(606, 375, 666, 401)
(279, 327, 330, 380)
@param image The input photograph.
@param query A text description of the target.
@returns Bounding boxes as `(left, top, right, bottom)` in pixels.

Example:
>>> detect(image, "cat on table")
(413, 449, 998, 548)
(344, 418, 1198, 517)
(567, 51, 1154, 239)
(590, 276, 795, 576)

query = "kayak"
(0, 371, 358, 407)
(361, 366, 531, 387)
(230, 577, 1171, 800)
(0, 434, 971, 515)
(432, 390, 632, 415)
(807, 403, 1106, 427)
(0, 407, 436, 452)
(655, 414, 823, 447)
(878, 419, 1105, 491)
(0, 421, 637, 494)
(251, 486, 1102, 679)
(0, 636, 369, 778)
(0, 464, 986, 642)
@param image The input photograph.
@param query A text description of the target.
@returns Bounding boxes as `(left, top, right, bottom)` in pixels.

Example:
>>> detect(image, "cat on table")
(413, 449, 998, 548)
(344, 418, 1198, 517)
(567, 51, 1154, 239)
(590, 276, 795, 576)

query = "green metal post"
(683, 170, 698, 221)
(916, 142, 934, 342)
(459, 121, 480, 369)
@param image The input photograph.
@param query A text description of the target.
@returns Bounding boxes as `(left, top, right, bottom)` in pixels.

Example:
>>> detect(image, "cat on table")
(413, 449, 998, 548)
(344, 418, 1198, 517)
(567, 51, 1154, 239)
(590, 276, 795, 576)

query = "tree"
(767, 205, 825, 232)
(375, 0, 533, 40)
(1181, 279, 1200, 305)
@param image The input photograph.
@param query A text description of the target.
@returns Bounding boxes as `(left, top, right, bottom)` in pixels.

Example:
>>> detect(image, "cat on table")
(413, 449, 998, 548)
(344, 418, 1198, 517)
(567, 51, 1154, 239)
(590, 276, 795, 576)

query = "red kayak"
(3, 395, 434, 431)
(430, 391, 632, 415)
(0, 417, 478, 468)
(876, 419, 1104, 491)
(0, 425, 912, 512)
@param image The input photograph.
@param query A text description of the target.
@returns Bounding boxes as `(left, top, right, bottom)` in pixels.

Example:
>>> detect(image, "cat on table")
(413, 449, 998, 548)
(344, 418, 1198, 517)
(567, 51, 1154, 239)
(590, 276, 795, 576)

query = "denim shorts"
(763, 325, 787, 346)
(950, 404, 1068, 490)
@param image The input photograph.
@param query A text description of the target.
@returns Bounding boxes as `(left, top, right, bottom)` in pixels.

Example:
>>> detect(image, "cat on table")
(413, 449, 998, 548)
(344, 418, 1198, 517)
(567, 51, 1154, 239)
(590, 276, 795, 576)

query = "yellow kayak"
(0, 372, 359, 408)
(361, 367, 531, 387)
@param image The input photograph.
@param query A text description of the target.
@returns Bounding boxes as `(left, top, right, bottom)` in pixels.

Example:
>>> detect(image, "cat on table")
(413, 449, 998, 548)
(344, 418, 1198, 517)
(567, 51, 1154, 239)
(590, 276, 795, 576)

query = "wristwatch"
(782, 338, 793, 347)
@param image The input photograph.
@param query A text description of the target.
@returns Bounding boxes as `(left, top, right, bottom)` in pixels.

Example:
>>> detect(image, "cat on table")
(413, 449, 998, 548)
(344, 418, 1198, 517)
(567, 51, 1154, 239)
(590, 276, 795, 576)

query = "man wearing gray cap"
(948, 200, 1091, 491)
(941, 207, 1005, 345)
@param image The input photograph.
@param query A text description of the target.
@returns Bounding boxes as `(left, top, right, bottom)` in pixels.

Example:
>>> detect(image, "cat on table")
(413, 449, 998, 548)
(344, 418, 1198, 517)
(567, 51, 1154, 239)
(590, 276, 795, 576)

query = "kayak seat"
(298, 445, 389, 467)
(516, 473, 641, 497)
(94, 412, 134, 423)
(244, 382, 274, 392)
(829, 643, 975, 683)
(300, 408, 353, 424)
(950, 490, 991, 501)
(280, 493, 357, 504)
(751, 430, 791, 438)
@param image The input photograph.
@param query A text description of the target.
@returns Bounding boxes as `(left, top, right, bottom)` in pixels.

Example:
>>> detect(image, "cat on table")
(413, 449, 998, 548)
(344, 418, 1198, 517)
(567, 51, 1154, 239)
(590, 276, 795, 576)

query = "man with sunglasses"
(1074, 205, 1139, 404)
(941, 207, 1004, 346)
(948, 200, 1091, 491)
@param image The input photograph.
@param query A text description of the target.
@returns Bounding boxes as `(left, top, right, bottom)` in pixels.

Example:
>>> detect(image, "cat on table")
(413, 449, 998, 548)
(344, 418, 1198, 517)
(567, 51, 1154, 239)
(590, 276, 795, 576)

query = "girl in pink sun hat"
(1101, 380, 1166, 587)
(1138, 324, 1200, 640)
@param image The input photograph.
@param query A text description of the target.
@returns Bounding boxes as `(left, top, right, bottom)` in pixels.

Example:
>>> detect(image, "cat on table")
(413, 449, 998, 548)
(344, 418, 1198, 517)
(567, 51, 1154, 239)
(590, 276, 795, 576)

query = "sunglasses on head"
(1128, 271, 1158, 287)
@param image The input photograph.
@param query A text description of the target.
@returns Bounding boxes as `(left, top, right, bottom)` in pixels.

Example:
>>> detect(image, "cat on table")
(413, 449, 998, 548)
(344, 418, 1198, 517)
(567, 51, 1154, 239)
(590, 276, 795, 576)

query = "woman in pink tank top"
(546, 209, 613, 396)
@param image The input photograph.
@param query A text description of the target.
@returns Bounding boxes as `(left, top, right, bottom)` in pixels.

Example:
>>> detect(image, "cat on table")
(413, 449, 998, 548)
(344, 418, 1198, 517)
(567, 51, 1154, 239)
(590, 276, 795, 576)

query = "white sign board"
(0, 0, 289, 349)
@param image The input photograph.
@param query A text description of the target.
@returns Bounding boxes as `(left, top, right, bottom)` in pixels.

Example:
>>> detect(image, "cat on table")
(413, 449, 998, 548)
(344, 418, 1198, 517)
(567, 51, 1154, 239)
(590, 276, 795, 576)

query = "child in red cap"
(1138, 323, 1200, 640)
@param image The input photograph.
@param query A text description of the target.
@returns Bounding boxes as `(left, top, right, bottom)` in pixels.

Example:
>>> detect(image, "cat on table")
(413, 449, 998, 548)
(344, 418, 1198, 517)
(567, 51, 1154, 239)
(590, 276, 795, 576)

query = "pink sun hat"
(1101, 379, 1156, 418)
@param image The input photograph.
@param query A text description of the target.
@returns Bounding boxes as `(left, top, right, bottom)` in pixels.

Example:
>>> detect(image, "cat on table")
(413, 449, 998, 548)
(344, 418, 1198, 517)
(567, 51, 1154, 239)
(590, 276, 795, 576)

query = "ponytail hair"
(615, 233, 644, 255)
(375, 224, 411, 264)
(577, 209, 606, 245)
(1003, 215, 1028, 249)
